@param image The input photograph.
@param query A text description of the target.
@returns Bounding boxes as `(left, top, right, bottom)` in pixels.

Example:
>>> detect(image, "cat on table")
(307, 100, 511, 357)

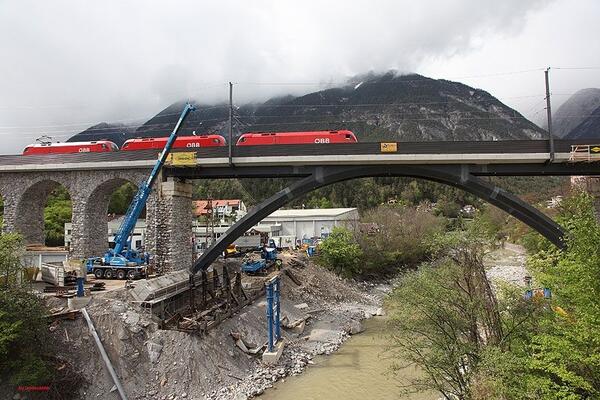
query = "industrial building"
(257, 208, 359, 241)
(65, 207, 359, 254)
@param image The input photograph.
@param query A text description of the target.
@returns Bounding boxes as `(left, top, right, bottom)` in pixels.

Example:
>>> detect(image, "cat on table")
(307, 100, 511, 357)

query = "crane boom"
(107, 103, 195, 266)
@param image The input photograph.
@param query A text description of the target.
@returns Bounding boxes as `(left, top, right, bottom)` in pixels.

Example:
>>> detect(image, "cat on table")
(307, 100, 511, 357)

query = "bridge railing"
(569, 144, 600, 162)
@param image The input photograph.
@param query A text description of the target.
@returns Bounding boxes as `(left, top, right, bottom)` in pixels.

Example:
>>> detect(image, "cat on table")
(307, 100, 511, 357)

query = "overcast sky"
(1, 0, 599, 154)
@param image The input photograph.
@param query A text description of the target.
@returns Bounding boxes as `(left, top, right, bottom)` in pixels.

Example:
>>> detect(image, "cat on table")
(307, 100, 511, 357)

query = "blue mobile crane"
(87, 103, 195, 279)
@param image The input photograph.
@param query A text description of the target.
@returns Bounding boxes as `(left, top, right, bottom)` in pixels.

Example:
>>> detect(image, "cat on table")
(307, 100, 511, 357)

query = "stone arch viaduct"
(0, 169, 192, 272)
(0, 140, 598, 274)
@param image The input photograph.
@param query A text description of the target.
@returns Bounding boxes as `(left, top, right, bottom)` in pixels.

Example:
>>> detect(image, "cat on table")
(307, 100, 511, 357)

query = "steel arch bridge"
(188, 164, 566, 275)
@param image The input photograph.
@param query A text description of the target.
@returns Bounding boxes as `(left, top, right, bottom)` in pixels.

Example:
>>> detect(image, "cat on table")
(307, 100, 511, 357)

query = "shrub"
(356, 205, 443, 277)
(317, 227, 363, 277)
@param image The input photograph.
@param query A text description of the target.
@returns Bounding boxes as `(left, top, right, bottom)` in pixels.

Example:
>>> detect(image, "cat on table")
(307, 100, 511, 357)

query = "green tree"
(0, 195, 4, 229)
(0, 233, 83, 397)
(0, 233, 23, 286)
(43, 186, 72, 246)
(0, 233, 51, 386)
(317, 227, 363, 277)
(475, 192, 600, 399)
(386, 227, 503, 399)
(108, 182, 138, 214)
(357, 205, 443, 277)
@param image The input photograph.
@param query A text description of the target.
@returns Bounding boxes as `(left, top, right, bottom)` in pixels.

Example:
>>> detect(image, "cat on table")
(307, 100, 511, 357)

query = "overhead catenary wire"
(6, 109, 600, 139)
(0, 105, 230, 130)
(235, 68, 547, 87)
(0, 94, 557, 132)
(1, 65, 597, 137)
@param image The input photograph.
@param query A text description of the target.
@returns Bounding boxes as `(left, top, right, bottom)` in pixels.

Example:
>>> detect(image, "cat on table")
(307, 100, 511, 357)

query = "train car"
(236, 130, 358, 146)
(22, 140, 119, 155)
(121, 135, 226, 151)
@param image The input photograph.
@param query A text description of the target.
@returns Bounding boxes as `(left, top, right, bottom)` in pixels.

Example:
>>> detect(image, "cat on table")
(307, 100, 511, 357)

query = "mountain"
(67, 122, 138, 146)
(565, 105, 600, 140)
(69, 72, 546, 144)
(553, 88, 600, 138)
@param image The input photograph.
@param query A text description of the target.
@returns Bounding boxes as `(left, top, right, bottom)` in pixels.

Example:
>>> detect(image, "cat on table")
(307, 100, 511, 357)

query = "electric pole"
(228, 82, 233, 166)
(545, 67, 555, 162)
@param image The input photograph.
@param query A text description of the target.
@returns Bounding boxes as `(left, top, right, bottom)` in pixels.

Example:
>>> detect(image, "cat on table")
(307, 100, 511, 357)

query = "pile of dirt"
(45, 253, 385, 400)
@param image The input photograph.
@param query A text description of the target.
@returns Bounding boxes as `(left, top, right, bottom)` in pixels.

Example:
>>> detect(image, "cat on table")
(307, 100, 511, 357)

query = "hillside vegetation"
(316, 191, 600, 399)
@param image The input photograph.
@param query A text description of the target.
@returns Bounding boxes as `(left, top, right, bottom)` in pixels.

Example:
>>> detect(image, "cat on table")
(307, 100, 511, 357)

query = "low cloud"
(0, 0, 579, 153)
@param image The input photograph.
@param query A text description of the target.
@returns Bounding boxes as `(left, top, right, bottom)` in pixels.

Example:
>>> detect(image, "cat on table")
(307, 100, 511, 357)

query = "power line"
(240, 95, 546, 109)
(0, 82, 229, 110)
(235, 68, 548, 87)
(0, 116, 229, 136)
(553, 66, 600, 70)
(0, 94, 551, 131)
(0, 105, 229, 130)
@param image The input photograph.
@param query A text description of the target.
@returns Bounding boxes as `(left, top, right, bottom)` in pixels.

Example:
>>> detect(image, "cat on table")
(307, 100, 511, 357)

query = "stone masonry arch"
(14, 177, 72, 245)
(69, 170, 152, 259)
(0, 169, 167, 262)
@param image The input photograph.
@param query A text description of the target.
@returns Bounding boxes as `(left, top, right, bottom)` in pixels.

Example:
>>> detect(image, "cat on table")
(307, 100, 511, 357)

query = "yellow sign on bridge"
(165, 152, 197, 167)
(380, 142, 398, 153)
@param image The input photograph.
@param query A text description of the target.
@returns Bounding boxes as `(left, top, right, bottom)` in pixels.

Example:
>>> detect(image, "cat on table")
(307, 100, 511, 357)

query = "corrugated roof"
(265, 208, 357, 218)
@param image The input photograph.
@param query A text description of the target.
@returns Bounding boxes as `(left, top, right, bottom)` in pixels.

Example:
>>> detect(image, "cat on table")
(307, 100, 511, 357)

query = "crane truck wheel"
(104, 269, 114, 279)
(116, 270, 126, 280)
(94, 268, 104, 279)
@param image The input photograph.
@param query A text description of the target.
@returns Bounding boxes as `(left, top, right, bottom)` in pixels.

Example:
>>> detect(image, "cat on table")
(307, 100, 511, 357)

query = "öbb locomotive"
(22, 130, 357, 155)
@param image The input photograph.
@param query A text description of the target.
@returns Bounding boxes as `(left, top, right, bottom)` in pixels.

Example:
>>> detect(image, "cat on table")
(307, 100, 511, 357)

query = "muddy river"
(259, 316, 437, 400)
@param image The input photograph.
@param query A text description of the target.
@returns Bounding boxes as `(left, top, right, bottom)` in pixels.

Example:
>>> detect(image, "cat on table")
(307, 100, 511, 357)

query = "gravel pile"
(47, 253, 381, 400)
(484, 243, 529, 291)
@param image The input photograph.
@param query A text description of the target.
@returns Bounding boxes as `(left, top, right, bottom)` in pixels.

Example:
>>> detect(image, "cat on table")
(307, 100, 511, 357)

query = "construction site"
(29, 250, 384, 400)
(1, 105, 385, 400)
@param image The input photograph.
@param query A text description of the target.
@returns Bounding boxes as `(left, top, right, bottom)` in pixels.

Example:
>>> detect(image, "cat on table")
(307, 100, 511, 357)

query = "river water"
(259, 316, 437, 400)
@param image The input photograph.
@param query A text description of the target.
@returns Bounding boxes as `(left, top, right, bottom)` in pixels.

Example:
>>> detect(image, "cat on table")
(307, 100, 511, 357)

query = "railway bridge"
(0, 139, 598, 273)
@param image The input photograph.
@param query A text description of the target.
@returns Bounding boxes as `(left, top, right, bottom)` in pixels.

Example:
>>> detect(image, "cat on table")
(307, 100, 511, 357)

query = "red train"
(236, 130, 357, 146)
(22, 140, 119, 155)
(22, 130, 357, 155)
(121, 135, 226, 151)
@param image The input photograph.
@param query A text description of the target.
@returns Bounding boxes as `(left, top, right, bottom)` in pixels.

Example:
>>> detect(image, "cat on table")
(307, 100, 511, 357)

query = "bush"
(0, 233, 83, 398)
(386, 228, 503, 399)
(0, 287, 52, 386)
(474, 192, 600, 399)
(0, 233, 24, 286)
(356, 205, 443, 277)
(317, 227, 363, 277)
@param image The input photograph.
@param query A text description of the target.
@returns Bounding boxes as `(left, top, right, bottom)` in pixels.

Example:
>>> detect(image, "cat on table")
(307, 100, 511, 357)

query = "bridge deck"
(0, 140, 589, 172)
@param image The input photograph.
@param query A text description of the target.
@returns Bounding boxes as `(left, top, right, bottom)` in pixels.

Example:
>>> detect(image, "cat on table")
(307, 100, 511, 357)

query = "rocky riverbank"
(484, 242, 529, 290)
(46, 253, 386, 400)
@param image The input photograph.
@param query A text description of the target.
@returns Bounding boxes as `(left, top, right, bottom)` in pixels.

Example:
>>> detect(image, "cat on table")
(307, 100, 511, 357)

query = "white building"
(257, 208, 359, 241)
(64, 207, 358, 255)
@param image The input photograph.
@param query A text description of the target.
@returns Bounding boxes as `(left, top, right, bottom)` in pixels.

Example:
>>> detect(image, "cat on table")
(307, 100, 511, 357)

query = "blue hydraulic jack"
(263, 276, 285, 364)
(76, 277, 85, 297)
(266, 276, 281, 351)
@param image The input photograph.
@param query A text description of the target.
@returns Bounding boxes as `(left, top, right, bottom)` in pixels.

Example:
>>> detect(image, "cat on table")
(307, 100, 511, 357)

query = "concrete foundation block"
(68, 296, 91, 310)
(262, 339, 286, 365)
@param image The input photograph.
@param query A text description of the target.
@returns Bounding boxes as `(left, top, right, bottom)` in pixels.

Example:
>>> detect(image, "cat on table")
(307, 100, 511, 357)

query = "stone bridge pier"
(0, 171, 194, 272)
(146, 177, 193, 272)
